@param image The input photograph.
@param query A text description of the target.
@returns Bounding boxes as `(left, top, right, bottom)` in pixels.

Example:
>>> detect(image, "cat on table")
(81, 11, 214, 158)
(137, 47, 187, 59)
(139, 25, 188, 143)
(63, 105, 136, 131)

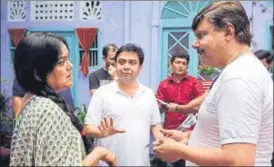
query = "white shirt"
(187, 54, 273, 166)
(85, 81, 161, 166)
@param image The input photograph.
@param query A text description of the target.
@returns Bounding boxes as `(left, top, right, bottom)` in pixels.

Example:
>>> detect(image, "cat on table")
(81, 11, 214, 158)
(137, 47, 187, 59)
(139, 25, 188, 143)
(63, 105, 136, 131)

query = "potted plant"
(0, 78, 13, 166)
(75, 104, 87, 124)
(198, 65, 219, 81)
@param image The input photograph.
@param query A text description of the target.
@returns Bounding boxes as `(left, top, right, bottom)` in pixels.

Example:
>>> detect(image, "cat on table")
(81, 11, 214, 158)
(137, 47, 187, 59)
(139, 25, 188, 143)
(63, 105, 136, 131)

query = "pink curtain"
(8, 28, 26, 47)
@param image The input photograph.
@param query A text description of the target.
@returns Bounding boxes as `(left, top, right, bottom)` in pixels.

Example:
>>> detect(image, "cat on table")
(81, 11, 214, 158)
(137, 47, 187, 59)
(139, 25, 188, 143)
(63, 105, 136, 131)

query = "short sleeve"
(216, 78, 262, 145)
(89, 72, 100, 90)
(156, 82, 165, 101)
(192, 78, 205, 98)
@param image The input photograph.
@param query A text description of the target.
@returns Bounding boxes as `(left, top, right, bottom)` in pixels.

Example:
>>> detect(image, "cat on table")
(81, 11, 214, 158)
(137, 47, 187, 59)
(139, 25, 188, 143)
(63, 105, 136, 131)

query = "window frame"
(78, 31, 102, 71)
(8, 37, 16, 65)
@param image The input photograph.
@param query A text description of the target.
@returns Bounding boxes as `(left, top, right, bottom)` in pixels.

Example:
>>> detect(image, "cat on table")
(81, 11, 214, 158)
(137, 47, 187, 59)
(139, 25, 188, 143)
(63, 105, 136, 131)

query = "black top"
(88, 68, 112, 90)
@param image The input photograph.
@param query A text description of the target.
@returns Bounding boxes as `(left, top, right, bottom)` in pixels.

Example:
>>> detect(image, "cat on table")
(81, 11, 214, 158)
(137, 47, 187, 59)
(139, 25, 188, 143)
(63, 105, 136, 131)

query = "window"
(30, 1, 74, 21)
(160, 1, 212, 79)
(9, 38, 16, 64)
(8, 0, 27, 22)
(79, 34, 99, 67)
(80, 1, 102, 20)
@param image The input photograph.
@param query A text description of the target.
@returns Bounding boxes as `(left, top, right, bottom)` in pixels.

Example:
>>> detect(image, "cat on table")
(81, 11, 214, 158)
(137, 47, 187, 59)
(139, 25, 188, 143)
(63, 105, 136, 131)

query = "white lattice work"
(7, 0, 27, 22)
(80, 1, 101, 20)
(30, 1, 74, 21)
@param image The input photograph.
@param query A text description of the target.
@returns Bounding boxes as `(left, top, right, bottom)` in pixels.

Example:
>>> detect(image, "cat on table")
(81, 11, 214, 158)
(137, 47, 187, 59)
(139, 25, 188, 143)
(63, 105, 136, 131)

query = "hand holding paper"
(176, 113, 197, 131)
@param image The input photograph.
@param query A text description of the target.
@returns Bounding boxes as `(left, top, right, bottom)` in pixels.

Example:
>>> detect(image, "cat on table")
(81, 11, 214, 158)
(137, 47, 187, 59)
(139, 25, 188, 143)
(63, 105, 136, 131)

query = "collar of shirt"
(113, 81, 146, 99)
(167, 74, 189, 83)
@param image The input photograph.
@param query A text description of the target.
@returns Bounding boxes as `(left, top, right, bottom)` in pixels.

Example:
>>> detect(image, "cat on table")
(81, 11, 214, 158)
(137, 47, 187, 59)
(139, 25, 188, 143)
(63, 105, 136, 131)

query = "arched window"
(160, 1, 219, 81)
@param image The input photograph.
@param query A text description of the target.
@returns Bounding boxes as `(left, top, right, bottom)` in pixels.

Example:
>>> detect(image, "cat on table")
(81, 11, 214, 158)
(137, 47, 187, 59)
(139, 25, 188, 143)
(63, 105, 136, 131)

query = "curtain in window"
(75, 28, 98, 76)
(8, 28, 26, 47)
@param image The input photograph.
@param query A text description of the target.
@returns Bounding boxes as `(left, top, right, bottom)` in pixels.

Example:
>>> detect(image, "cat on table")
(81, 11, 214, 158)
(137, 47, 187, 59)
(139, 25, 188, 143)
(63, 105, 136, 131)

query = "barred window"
(30, 1, 74, 21)
(79, 34, 99, 67)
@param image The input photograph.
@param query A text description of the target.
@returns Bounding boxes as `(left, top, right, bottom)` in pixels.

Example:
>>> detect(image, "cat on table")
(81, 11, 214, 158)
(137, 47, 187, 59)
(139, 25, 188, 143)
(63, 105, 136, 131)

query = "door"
(160, 1, 213, 81)
(161, 28, 197, 79)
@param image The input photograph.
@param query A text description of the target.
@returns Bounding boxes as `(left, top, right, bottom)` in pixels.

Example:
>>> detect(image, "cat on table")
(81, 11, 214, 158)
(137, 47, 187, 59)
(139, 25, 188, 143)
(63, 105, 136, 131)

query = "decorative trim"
(7, 0, 27, 22)
(79, 1, 102, 20)
(30, 1, 74, 21)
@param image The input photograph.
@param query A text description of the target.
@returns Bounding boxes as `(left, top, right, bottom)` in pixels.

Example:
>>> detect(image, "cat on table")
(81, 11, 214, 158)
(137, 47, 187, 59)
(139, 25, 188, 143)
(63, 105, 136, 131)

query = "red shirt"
(156, 75, 204, 129)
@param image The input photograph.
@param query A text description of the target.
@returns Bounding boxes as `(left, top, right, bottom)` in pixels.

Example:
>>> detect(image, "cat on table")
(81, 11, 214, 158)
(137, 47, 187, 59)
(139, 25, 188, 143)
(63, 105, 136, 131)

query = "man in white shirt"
(153, 1, 273, 166)
(84, 43, 163, 166)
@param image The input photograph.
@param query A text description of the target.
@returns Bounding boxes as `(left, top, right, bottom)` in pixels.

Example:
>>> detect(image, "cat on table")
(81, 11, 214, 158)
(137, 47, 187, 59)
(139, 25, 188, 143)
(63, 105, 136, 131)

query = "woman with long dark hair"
(10, 32, 117, 166)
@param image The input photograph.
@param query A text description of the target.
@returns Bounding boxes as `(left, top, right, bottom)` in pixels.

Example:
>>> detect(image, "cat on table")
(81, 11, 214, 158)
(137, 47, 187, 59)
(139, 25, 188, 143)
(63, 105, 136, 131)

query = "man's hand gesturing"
(98, 117, 126, 137)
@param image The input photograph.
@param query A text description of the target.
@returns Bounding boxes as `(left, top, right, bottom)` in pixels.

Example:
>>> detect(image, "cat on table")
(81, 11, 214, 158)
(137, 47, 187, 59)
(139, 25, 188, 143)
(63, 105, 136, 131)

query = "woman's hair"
(114, 43, 144, 65)
(14, 32, 92, 153)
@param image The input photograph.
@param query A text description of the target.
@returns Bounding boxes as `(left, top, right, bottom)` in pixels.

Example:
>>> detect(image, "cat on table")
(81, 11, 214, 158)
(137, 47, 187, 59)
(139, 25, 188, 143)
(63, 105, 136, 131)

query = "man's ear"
(224, 23, 235, 38)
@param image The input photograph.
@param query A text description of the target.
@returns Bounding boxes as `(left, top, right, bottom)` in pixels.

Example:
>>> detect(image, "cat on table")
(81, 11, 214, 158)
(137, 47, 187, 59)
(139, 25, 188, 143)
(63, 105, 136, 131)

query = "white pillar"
(124, 1, 131, 43)
(149, 1, 160, 91)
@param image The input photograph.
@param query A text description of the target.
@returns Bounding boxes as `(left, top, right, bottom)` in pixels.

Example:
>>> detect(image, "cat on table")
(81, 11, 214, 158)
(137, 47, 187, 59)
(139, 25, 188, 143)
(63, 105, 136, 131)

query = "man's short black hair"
(170, 49, 190, 65)
(192, 1, 252, 46)
(102, 44, 118, 58)
(114, 43, 144, 65)
(254, 49, 273, 64)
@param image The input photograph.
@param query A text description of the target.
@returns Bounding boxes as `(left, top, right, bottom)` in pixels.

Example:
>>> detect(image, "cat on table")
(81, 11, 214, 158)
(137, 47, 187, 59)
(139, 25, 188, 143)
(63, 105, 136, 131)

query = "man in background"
(254, 49, 273, 79)
(88, 44, 118, 96)
(156, 50, 205, 167)
(85, 44, 163, 166)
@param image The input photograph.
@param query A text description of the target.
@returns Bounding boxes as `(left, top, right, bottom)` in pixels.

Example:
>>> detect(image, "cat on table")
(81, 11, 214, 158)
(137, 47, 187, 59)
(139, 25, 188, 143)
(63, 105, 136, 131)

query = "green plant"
(199, 66, 218, 80)
(75, 104, 87, 123)
(0, 78, 13, 148)
(0, 78, 12, 125)
(0, 91, 12, 125)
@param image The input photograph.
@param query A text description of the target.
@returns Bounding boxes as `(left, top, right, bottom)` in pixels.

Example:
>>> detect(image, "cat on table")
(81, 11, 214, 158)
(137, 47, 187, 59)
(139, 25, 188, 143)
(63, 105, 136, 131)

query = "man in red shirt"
(156, 50, 206, 167)
(156, 51, 206, 130)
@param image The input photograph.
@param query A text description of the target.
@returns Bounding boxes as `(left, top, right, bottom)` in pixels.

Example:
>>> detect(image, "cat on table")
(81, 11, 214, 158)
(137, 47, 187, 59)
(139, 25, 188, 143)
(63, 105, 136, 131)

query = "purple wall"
(1, 1, 125, 107)
(1, 1, 273, 107)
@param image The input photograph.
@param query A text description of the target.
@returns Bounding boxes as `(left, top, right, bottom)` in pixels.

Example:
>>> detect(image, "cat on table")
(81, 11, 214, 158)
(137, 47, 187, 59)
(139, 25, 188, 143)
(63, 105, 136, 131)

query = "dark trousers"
(172, 159, 185, 167)
(150, 154, 185, 167)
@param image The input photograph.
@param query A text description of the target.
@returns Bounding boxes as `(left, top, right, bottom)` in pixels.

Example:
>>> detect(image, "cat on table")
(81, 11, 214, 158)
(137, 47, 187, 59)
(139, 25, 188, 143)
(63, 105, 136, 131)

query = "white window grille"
(80, 1, 101, 20)
(30, 1, 74, 21)
(7, 0, 27, 22)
